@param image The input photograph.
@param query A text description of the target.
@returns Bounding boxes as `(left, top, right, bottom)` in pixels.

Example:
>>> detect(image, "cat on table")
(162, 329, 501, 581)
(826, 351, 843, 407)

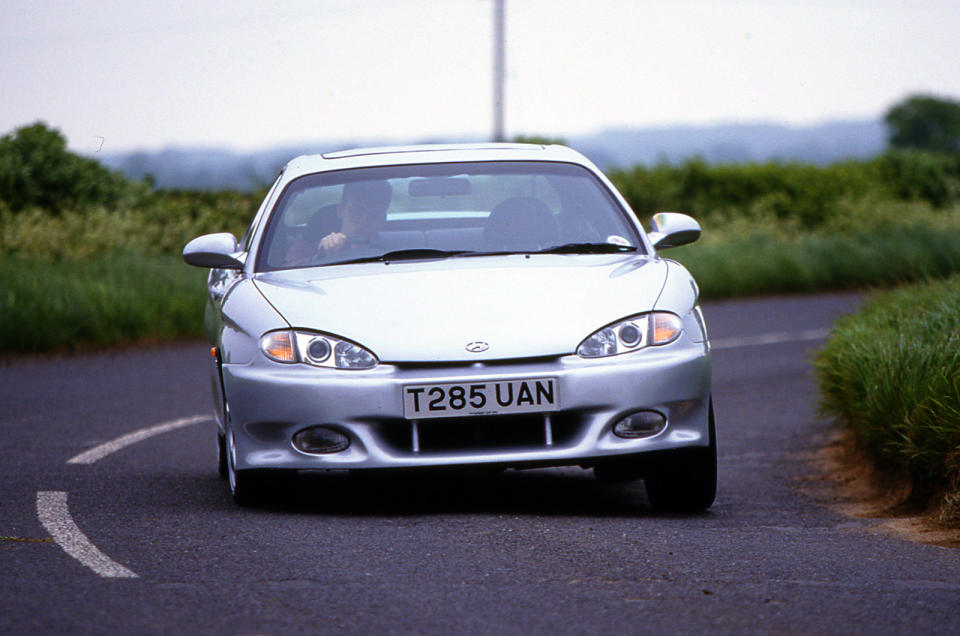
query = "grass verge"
(670, 226, 960, 298)
(814, 276, 960, 525)
(666, 198, 960, 298)
(0, 255, 206, 353)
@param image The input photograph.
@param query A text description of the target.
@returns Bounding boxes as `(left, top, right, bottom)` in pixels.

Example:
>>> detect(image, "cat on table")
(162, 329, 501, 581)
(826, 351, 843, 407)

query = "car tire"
(217, 432, 228, 480)
(644, 400, 717, 513)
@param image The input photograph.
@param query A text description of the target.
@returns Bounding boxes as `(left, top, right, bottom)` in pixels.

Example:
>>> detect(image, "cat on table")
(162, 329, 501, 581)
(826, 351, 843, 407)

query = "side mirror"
(182, 233, 244, 269)
(647, 212, 701, 249)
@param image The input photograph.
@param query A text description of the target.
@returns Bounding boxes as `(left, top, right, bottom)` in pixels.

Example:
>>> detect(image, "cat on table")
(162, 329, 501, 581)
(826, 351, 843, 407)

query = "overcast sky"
(3, 0, 958, 154)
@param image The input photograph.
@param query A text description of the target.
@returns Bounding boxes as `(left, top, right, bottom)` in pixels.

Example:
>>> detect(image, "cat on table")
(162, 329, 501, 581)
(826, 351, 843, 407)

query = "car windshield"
(255, 161, 643, 272)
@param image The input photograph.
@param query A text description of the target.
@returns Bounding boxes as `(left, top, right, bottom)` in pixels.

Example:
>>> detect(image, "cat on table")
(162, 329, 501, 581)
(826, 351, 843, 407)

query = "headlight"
(576, 312, 682, 358)
(334, 340, 378, 369)
(259, 330, 378, 369)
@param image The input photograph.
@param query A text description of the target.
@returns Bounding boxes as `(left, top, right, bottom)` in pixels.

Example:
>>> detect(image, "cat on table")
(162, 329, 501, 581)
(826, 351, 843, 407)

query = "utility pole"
(493, 0, 505, 142)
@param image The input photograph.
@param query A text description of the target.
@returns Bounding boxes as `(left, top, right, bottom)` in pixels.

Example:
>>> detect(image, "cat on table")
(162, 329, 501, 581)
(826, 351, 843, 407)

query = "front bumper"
(222, 336, 711, 471)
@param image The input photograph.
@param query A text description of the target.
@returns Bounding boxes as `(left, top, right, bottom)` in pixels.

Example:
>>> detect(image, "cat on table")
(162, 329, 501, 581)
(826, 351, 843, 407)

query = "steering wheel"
(342, 236, 381, 251)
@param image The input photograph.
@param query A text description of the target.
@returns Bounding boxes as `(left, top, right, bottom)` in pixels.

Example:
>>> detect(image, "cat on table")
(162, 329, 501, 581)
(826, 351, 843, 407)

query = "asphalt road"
(3, 292, 959, 634)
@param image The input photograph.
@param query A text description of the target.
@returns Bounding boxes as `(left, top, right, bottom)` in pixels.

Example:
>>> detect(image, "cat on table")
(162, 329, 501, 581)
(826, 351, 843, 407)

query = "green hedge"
(609, 151, 960, 228)
(0, 189, 259, 261)
(815, 277, 960, 522)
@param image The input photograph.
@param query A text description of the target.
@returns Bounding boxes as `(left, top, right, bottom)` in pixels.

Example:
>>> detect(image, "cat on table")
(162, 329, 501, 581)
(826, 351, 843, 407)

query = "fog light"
(612, 411, 666, 439)
(292, 426, 350, 454)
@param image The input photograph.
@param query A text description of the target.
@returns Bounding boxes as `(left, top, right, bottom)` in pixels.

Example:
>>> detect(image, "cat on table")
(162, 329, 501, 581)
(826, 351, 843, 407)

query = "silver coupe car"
(183, 143, 715, 510)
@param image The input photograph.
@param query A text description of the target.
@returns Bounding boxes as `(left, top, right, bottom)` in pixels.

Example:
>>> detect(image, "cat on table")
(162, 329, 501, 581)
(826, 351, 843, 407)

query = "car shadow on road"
(203, 468, 715, 519)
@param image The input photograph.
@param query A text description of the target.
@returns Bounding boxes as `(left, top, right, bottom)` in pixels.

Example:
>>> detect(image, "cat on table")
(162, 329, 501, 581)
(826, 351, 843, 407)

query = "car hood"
(253, 254, 668, 362)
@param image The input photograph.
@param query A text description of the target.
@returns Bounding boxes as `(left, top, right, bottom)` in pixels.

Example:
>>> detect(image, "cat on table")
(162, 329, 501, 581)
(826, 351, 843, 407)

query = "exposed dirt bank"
(808, 429, 960, 549)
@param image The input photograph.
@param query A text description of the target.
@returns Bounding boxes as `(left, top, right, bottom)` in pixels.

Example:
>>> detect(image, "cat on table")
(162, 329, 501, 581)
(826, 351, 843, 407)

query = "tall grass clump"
(815, 276, 960, 523)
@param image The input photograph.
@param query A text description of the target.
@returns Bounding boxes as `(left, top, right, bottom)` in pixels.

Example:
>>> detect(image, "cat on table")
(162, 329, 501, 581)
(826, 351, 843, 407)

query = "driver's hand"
(320, 231, 347, 253)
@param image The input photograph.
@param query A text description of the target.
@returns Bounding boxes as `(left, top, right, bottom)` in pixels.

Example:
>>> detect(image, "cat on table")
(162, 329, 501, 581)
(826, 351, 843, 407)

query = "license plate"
(402, 378, 559, 420)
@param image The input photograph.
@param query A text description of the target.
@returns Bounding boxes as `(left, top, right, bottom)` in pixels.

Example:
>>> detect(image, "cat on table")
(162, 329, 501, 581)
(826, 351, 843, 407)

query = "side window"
(277, 186, 343, 228)
(242, 173, 284, 252)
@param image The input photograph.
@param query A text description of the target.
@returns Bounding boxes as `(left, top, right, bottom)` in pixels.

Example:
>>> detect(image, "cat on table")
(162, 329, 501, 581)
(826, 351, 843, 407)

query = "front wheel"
(644, 401, 717, 512)
(217, 432, 228, 480)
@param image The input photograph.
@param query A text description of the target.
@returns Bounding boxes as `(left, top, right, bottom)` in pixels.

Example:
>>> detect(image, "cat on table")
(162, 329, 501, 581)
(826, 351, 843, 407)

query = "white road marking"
(711, 328, 832, 351)
(67, 414, 211, 465)
(36, 491, 138, 578)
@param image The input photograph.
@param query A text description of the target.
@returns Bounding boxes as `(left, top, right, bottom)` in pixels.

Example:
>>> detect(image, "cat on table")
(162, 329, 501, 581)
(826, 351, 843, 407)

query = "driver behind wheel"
(286, 180, 391, 264)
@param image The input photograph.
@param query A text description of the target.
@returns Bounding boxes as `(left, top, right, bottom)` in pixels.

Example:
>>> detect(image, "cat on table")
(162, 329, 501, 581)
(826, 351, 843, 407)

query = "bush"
(0, 122, 138, 213)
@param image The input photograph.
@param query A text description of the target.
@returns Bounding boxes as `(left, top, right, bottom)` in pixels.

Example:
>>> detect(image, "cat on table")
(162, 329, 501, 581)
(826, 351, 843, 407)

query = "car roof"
(280, 143, 594, 178)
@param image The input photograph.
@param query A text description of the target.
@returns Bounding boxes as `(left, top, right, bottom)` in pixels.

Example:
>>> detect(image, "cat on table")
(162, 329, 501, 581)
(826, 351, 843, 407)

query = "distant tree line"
(1, 94, 959, 218)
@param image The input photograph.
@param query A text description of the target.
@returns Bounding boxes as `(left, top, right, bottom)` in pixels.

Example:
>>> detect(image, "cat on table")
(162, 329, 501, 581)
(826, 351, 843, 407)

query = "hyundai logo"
(465, 341, 490, 353)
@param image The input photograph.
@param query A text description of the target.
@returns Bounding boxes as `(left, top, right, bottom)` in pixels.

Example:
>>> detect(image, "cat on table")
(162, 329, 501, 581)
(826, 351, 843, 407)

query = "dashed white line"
(711, 328, 832, 351)
(36, 491, 138, 578)
(67, 414, 211, 465)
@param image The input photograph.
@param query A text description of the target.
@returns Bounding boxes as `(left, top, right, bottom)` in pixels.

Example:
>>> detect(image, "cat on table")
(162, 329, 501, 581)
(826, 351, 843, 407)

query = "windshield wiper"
(328, 248, 475, 266)
(324, 244, 633, 266)
(536, 242, 639, 254)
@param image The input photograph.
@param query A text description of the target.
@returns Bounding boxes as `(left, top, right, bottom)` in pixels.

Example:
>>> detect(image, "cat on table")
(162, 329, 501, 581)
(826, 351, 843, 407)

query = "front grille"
(375, 412, 582, 455)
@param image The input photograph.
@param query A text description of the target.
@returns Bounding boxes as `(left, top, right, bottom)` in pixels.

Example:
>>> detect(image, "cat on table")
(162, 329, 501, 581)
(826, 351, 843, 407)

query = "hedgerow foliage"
(608, 151, 960, 228)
